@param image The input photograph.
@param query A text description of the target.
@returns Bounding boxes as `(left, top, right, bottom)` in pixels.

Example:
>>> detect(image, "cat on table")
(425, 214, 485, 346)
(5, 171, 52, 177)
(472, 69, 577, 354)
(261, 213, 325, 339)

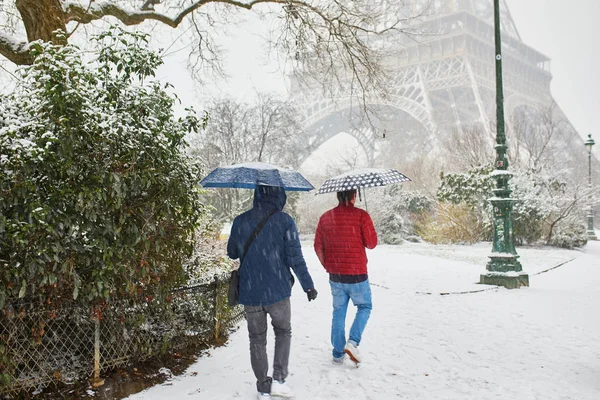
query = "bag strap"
(241, 209, 278, 262)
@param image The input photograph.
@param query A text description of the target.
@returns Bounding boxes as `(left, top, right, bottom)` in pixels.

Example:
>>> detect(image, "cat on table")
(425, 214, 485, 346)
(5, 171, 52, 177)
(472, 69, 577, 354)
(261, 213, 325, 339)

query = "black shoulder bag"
(228, 209, 278, 306)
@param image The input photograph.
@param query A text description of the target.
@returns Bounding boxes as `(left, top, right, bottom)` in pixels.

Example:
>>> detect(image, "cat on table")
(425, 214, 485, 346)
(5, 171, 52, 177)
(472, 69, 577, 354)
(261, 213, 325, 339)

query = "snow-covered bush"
(367, 186, 432, 244)
(437, 166, 495, 210)
(516, 171, 588, 246)
(434, 166, 494, 242)
(433, 165, 588, 247)
(185, 224, 233, 284)
(547, 223, 588, 249)
(415, 202, 487, 244)
(510, 172, 547, 245)
(0, 28, 211, 311)
(436, 166, 548, 244)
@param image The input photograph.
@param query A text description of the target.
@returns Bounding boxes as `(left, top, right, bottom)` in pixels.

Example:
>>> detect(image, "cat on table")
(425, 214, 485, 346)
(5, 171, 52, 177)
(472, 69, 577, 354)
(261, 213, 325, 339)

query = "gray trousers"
(244, 297, 291, 393)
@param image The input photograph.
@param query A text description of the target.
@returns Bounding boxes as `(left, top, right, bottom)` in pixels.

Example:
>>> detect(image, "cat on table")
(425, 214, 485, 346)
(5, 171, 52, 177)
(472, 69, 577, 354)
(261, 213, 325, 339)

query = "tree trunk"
(16, 0, 67, 44)
(545, 218, 559, 245)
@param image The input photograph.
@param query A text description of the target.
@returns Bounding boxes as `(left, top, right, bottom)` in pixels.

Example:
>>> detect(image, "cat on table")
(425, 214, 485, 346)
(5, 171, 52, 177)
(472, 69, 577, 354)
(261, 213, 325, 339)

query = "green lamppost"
(584, 134, 597, 240)
(479, 0, 529, 289)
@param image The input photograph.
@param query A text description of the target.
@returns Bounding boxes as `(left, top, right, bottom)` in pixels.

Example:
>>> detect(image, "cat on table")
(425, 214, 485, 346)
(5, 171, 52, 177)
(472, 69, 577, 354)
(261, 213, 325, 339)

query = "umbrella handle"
(357, 187, 368, 212)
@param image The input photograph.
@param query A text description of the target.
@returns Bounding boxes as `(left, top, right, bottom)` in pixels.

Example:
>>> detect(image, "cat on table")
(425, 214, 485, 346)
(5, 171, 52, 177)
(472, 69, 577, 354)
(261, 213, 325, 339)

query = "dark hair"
(337, 189, 357, 203)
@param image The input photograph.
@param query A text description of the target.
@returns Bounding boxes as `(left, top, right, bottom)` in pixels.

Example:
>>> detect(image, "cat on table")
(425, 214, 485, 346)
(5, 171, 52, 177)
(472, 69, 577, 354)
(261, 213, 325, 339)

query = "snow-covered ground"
(126, 240, 600, 400)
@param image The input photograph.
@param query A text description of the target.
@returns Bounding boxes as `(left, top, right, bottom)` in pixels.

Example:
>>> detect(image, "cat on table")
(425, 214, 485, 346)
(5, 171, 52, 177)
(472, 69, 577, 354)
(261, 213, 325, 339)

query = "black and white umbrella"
(317, 168, 411, 194)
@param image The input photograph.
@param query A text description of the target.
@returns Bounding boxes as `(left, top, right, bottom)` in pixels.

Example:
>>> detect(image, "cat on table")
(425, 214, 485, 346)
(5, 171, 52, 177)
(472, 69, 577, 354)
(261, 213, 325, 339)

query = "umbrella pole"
(357, 187, 368, 211)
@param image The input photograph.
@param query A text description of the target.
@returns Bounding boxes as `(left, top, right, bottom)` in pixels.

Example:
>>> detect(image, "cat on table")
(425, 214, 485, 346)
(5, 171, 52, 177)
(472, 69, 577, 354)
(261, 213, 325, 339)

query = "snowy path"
(126, 241, 600, 400)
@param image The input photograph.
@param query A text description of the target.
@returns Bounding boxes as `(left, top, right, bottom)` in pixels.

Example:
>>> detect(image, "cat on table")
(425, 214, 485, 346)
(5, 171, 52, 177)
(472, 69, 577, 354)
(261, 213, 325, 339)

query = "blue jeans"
(329, 280, 372, 359)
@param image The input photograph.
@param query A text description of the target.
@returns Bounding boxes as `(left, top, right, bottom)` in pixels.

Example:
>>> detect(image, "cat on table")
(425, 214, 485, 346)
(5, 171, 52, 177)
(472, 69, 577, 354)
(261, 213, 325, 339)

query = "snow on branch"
(0, 32, 32, 65)
(60, 0, 413, 47)
(63, 1, 178, 27)
(63, 0, 323, 28)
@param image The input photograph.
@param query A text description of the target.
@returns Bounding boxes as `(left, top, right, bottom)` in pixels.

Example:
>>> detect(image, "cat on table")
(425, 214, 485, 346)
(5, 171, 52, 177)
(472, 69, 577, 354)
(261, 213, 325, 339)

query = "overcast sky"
(505, 0, 600, 153)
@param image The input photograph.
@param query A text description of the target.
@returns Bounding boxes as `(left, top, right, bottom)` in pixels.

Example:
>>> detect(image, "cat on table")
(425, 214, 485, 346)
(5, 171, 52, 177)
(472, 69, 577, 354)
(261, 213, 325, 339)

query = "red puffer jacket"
(313, 203, 378, 275)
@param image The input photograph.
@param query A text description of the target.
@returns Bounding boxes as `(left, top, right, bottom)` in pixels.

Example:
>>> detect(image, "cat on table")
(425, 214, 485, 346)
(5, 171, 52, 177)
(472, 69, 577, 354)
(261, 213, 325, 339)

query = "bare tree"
(510, 102, 578, 171)
(190, 94, 303, 220)
(510, 168, 597, 245)
(321, 144, 366, 177)
(539, 180, 592, 244)
(253, 92, 303, 167)
(441, 124, 495, 171)
(0, 0, 426, 100)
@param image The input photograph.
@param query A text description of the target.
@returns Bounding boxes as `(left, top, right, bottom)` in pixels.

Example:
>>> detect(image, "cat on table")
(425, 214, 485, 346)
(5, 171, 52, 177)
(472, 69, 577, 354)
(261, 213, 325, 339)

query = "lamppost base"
(586, 231, 598, 241)
(480, 272, 529, 289)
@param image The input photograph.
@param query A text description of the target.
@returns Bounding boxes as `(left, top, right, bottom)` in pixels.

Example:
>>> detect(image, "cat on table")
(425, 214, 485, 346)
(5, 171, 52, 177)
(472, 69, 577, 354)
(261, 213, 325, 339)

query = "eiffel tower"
(292, 0, 573, 168)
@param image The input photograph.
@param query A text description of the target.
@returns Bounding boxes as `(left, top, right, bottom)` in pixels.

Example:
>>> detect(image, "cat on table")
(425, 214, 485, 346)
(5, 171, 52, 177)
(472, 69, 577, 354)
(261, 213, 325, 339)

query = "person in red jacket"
(313, 189, 378, 365)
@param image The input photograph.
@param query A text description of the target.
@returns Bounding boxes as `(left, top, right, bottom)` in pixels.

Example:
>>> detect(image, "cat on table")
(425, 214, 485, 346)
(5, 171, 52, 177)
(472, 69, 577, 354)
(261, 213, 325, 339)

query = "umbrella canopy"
(317, 168, 411, 194)
(200, 162, 314, 191)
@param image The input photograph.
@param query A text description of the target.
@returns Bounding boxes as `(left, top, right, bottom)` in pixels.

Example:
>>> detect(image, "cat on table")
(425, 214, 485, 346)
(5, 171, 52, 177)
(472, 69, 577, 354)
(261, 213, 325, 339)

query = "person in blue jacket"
(227, 185, 317, 400)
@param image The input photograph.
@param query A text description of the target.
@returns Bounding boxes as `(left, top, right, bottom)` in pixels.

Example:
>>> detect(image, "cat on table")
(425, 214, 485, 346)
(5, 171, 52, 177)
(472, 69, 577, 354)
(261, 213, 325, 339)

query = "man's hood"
(253, 185, 286, 211)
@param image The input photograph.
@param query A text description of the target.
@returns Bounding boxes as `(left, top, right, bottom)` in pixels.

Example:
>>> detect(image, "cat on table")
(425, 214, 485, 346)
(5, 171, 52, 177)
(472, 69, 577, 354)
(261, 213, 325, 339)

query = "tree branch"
(0, 33, 33, 65)
(63, 1, 179, 27)
(63, 0, 316, 28)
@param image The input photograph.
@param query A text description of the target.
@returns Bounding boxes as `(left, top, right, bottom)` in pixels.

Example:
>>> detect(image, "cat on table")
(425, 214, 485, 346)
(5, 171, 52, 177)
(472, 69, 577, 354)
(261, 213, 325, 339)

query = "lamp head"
(585, 134, 595, 152)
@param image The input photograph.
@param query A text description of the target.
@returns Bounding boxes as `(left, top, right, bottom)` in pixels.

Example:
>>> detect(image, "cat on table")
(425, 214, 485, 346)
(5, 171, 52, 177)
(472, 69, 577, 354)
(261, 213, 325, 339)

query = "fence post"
(91, 316, 104, 388)
(213, 275, 220, 341)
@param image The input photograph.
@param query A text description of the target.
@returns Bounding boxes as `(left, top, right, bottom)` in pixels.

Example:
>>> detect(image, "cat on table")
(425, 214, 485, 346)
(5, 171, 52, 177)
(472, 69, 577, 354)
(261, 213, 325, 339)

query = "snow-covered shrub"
(366, 186, 432, 244)
(510, 172, 546, 245)
(437, 165, 495, 210)
(185, 224, 233, 284)
(511, 170, 589, 246)
(435, 166, 494, 242)
(434, 165, 588, 247)
(436, 166, 545, 245)
(0, 28, 211, 311)
(547, 223, 588, 249)
(415, 202, 487, 244)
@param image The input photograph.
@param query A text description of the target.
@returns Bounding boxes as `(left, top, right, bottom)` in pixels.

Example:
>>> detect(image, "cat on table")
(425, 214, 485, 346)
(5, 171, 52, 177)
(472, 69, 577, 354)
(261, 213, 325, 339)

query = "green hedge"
(0, 28, 209, 311)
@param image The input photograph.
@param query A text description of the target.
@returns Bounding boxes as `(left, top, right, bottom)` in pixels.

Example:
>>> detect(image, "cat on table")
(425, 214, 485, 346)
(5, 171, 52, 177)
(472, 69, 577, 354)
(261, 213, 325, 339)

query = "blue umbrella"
(200, 162, 314, 191)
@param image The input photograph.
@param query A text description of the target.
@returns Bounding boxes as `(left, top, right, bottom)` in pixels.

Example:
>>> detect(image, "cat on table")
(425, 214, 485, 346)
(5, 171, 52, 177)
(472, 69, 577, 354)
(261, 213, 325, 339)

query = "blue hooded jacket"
(227, 185, 315, 306)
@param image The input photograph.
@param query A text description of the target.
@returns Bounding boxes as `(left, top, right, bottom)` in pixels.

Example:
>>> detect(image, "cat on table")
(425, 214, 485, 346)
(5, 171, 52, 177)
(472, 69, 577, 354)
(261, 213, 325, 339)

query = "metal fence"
(0, 274, 244, 398)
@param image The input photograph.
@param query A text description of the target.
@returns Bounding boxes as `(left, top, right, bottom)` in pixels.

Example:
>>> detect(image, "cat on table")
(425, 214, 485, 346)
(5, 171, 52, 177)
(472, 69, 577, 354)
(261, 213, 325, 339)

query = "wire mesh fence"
(0, 274, 244, 398)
